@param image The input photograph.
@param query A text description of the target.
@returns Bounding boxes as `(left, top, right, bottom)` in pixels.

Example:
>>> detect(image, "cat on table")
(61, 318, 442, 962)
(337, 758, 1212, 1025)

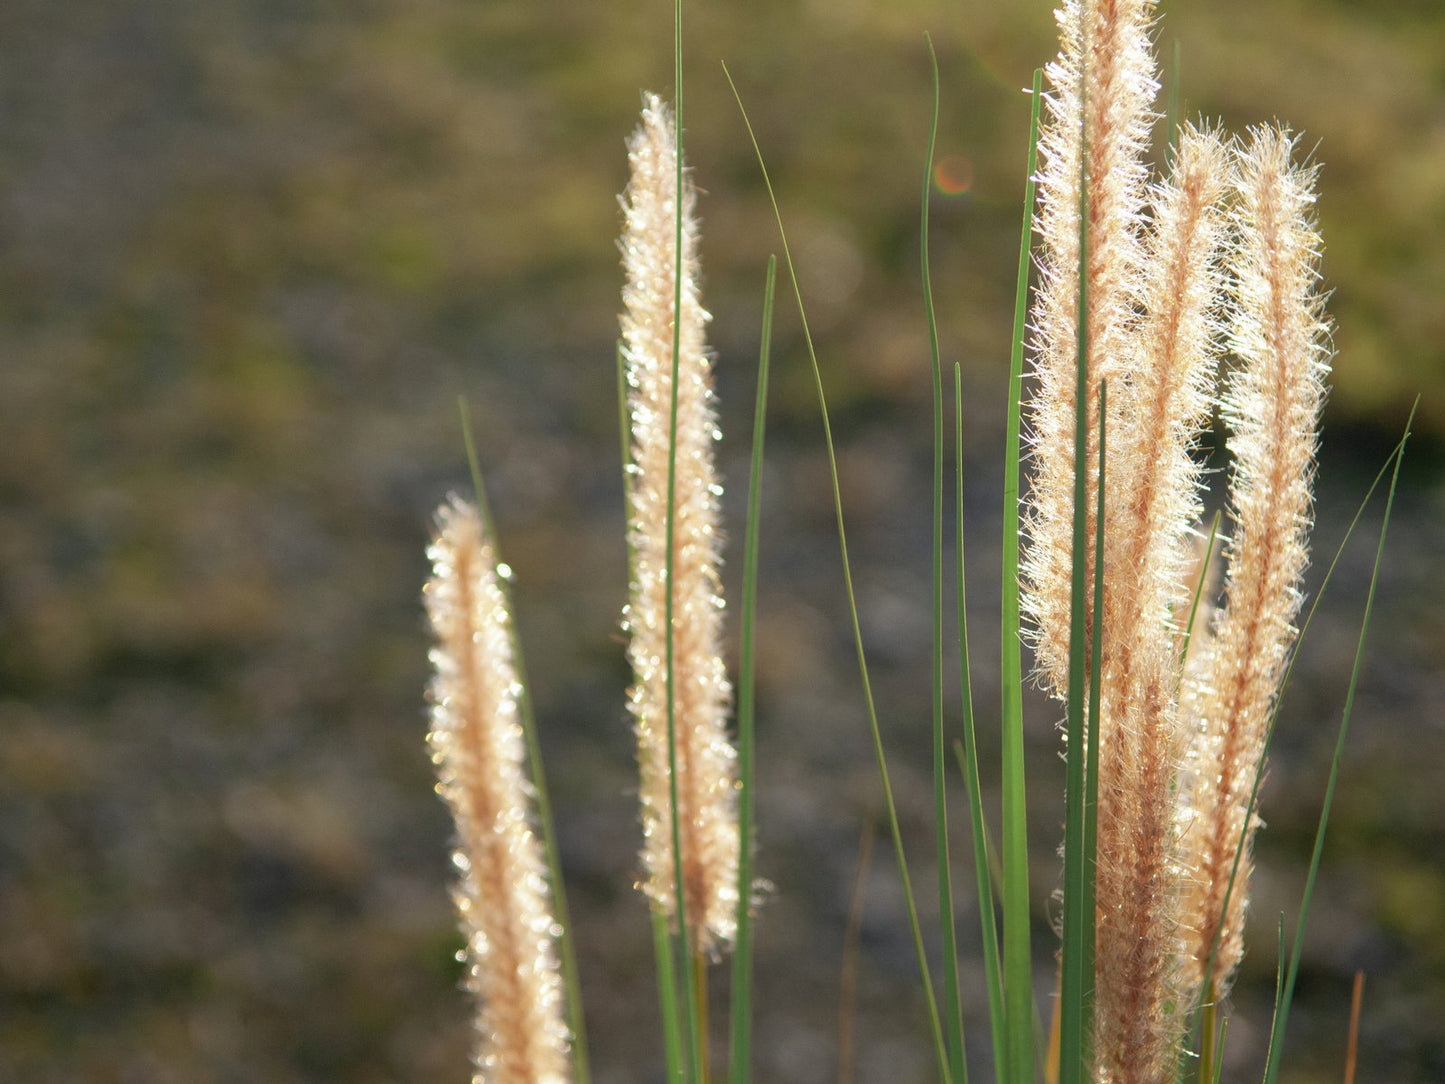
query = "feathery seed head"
(1022, 5, 1272, 1079)
(1023, 0, 1160, 699)
(425, 496, 571, 1084)
(1085, 122, 1234, 1084)
(619, 93, 741, 956)
(1177, 127, 1330, 1002)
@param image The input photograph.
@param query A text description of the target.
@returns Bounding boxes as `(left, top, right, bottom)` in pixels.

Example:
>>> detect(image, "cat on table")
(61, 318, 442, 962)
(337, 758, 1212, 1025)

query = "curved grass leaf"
(921, 33, 967, 1084)
(728, 255, 776, 1084)
(723, 60, 952, 1083)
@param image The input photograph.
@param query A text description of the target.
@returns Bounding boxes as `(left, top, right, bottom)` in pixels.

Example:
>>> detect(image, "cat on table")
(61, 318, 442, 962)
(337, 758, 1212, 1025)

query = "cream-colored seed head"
(1023, 0, 1159, 701)
(1022, 2, 1235, 1081)
(1023, 9, 1329, 1068)
(619, 93, 740, 956)
(1088, 125, 1232, 1084)
(425, 497, 571, 1084)
(1179, 128, 1329, 1003)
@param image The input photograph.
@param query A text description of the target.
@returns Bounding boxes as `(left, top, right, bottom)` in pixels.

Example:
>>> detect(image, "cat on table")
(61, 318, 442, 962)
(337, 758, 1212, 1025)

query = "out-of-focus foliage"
(0, 1, 1440, 1081)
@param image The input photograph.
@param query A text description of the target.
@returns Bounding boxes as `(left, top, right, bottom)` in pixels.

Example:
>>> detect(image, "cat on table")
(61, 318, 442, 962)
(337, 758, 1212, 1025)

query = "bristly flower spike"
(1022, 0, 1159, 700)
(618, 93, 741, 956)
(425, 496, 572, 1084)
(1091, 124, 1232, 1084)
(1180, 126, 1330, 1004)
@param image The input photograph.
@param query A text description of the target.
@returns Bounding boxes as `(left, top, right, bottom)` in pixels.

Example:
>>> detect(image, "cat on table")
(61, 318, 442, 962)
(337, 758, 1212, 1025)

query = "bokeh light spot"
(933, 153, 974, 196)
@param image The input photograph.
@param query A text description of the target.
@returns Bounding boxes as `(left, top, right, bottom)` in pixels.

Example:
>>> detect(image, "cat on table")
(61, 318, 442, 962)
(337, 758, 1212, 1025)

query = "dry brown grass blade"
(1344, 970, 1365, 1084)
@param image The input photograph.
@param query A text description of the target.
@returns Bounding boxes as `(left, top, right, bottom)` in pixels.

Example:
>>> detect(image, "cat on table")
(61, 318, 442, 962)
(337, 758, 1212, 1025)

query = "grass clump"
(419, 2, 1410, 1081)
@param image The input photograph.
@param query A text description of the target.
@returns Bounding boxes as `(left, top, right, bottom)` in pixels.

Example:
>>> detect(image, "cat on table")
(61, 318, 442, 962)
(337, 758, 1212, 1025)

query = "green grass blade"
(654, 909, 687, 1084)
(1181, 509, 1221, 1084)
(667, 6, 705, 1078)
(1057, 124, 1094, 1078)
(1074, 383, 1107, 1082)
(728, 255, 776, 1084)
(1000, 68, 1044, 1084)
(838, 823, 877, 1084)
(724, 61, 951, 1082)
(1179, 509, 1222, 672)
(458, 400, 592, 1084)
(1263, 403, 1414, 1084)
(952, 737, 1007, 904)
(921, 34, 966, 1084)
(1210, 1014, 1228, 1084)
(1082, 382, 1104, 1048)
(1261, 914, 1287, 1082)
(955, 363, 1006, 1084)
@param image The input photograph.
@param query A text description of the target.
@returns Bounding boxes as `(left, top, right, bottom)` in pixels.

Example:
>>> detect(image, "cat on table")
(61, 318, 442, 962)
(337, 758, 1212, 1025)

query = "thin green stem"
(728, 255, 775, 1084)
(725, 62, 951, 1082)
(1209, 1014, 1227, 1084)
(922, 33, 966, 1084)
(954, 363, 1006, 1084)
(1083, 381, 1105, 1065)
(1180, 509, 1223, 673)
(1001, 68, 1044, 1084)
(667, 6, 704, 1081)
(1059, 66, 1093, 1084)
(654, 909, 687, 1084)
(1262, 915, 1287, 1078)
(693, 948, 711, 1084)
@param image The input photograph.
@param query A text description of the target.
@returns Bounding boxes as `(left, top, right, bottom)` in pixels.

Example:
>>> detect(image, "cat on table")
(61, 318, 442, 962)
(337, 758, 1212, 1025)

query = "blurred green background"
(1, 0, 1441, 1081)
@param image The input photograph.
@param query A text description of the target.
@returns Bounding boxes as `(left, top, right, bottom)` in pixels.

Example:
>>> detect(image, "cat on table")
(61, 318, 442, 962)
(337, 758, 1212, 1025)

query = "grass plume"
(1088, 125, 1231, 1084)
(1023, 0, 1159, 700)
(424, 497, 572, 1084)
(619, 92, 741, 957)
(1179, 127, 1331, 1004)
(1021, 3, 1335, 1078)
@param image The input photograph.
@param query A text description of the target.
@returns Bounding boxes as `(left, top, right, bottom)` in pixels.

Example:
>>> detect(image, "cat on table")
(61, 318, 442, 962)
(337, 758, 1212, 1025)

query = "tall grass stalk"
(956, 359, 1006, 1084)
(1180, 128, 1329, 1014)
(1188, 418, 1414, 1079)
(999, 67, 1045, 1084)
(614, 335, 687, 1084)
(619, 86, 742, 1081)
(670, 9, 704, 1079)
(1057, 79, 1096, 1082)
(922, 33, 968, 1084)
(423, 497, 572, 1082)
